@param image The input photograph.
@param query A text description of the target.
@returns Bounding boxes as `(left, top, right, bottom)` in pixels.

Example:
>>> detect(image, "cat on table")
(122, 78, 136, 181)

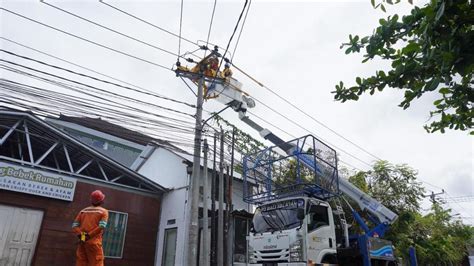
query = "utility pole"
(210, 132, 217, 265)
(217, 129, 225, 266)
(185, 74, 204, 266)
(226, 128, 236, 266)
(202, 139, 209, 266)
(224, 165, 230, 263)
(424, 189, 445, 204)
(175, 46, 223, 265)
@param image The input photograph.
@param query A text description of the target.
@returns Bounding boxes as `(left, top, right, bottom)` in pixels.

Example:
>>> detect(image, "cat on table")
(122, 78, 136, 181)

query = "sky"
(0, 0, 472, 223)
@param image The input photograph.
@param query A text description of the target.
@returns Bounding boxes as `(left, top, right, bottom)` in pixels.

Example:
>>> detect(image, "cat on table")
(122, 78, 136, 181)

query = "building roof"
(55, 114, 189, 154)
(0, 109, 167, 193)
(57, 114, 153, 146)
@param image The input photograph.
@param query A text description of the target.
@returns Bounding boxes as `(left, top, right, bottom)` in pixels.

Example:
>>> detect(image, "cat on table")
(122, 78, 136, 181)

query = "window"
(162, 228, 178, 266)
(103, 211, 128, 258)
(307, 204, 329, 232)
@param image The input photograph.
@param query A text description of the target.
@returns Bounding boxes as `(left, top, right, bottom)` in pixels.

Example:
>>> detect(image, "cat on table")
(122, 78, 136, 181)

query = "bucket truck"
(175, 53, 400, 266)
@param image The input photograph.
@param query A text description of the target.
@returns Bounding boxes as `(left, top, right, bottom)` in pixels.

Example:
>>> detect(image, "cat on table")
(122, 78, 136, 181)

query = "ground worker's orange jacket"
(72, 206, 109, 244)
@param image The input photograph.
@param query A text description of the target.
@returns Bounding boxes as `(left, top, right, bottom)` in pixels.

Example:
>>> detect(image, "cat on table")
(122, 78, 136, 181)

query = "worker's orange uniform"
(72, 206, 109, 266)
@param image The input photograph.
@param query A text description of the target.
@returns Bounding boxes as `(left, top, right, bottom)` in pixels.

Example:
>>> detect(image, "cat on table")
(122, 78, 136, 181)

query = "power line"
(444, 191, 471, 216)
(0, 80, 203, 146)
(0, 7, 170, 70)
(0, 37, 194, 108)
(99, 0, 199, 47)
(442, 195, 474, 203)
(233, 64, 383, 161)
(207, 0, 249, 99)
(0, 76, 193, 130)
(205, 0, 218, 49)
(0, 77, 194, 136)
(41, 1, 180, 58)
(204, 109, 362, 172)
(230, 0, 251, 62)
(0, 59, 195, 118)
(218, 0, 248, 66)
(3, 5, 380, 170)
(251, 97, 373, 168)
(177, 0, 184, 62)
(0, 48, 195, 108)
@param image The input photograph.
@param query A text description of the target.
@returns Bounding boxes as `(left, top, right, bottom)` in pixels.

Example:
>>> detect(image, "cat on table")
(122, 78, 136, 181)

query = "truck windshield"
(252, 198, 305, 233)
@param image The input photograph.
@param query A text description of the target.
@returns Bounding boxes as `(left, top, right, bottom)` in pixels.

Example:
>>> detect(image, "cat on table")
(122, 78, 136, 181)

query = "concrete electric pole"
(185, 75, 204, 266)
(202, 139, 210, 266)
(175, 47, 223, 265)
(217, 129, 225, 265)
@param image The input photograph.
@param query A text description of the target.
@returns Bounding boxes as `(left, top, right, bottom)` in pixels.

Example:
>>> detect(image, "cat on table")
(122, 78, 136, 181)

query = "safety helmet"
(90, 190, 105, 205)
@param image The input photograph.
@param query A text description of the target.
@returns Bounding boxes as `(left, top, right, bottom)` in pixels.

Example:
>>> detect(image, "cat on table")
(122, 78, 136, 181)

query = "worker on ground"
(72, 190, 109, 266)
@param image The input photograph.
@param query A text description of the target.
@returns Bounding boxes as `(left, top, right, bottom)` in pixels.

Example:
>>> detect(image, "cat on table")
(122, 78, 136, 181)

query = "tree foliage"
(348, 160, 472, 263)
(214, 114, 266, 156)
(411, 204, 472, 264)
(349, 160, 424, 214)
(334, 0, 474, 134)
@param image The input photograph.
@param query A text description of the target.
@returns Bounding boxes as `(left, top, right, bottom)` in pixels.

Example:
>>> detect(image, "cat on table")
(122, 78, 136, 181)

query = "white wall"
(138, 147, 253, 266)
(138, 147, 188, 188)
(137, 147, 190, 266)
(155, 188, 188, 266)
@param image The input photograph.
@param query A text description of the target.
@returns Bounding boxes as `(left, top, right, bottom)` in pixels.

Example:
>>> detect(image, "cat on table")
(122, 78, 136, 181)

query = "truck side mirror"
(250, 223, 256, 233)
(297, 209, 305, 220)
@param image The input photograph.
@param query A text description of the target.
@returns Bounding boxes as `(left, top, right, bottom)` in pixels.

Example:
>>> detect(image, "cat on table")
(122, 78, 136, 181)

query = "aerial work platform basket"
(243, 135, 339, 204)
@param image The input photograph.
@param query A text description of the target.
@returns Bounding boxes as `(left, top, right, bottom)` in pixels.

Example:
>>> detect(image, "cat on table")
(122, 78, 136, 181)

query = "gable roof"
(57, 114, 154, 146)
(0, 110, 167, 193)
(53, 114, 189, 154)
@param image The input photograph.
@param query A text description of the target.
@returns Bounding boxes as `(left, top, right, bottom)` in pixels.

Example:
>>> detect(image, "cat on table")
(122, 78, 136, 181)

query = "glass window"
(307, 204, 329, 232)
(252, 198, 305, 233)
(103, 211, 128, 258)
(162, 228, 178, 266)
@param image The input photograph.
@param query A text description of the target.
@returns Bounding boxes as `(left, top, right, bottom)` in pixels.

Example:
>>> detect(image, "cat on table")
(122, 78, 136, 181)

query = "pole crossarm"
(175, 69, 225, 84)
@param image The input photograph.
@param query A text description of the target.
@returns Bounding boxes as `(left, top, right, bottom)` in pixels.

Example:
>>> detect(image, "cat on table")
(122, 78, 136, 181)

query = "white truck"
(249, 196, 338, 264)
(214, 82, 400, 265)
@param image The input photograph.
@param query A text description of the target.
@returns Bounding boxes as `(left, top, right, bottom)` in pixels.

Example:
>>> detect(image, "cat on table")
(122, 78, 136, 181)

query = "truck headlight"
(289, 239, 304, 262)
(248, 245, 257, 264)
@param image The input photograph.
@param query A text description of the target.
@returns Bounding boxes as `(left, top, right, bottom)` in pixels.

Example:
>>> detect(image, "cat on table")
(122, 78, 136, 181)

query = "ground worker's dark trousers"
(76, 241, 104, 266)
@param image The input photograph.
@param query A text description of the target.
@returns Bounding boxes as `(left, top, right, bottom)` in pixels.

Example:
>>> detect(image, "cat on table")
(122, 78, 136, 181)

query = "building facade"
(0, 110, 165, 265)
(45, 114, 254, 265)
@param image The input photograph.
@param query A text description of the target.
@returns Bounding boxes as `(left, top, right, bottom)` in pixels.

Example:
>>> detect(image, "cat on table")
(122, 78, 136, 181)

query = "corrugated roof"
(0, 110, 167, 193)
(54, 114, 190, 154)
(57, 114, 155, 146)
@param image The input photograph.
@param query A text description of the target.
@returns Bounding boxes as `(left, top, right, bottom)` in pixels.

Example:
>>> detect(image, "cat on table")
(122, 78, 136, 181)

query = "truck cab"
(248, 197, 337, 265)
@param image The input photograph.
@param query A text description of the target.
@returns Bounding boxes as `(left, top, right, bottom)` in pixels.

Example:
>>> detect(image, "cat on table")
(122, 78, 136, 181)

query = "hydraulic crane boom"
(174, 51, 397, 226)
(238, 111, 398, 226)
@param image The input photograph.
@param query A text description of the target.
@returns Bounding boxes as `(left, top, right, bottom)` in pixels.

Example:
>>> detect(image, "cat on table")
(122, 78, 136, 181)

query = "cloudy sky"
(1, 0, 472, 223)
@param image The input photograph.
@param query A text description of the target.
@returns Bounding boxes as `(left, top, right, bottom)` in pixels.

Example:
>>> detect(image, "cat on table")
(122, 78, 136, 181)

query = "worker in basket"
(72, 190, 109, 266)
(206, 62, 234, 99)
(176, 54, 255, 113)
(177, 54, 234, 99)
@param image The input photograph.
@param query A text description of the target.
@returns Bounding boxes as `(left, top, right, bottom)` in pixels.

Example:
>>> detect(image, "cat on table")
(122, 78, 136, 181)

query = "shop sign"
(0, 162, 76, 201)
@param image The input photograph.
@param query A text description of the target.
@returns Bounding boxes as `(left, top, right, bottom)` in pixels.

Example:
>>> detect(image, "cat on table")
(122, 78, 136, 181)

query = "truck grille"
(253, 249, 289, 262)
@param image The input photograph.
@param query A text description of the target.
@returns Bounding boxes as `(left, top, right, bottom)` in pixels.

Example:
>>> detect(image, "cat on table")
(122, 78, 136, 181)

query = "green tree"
(411, 204, 472, 264)
(350, 160, 425, 214)
(334, 0, 474, 134)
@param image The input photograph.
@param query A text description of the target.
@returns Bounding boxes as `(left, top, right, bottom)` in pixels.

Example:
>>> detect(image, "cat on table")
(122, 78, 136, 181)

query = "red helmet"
(90, 190, 105, 205)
